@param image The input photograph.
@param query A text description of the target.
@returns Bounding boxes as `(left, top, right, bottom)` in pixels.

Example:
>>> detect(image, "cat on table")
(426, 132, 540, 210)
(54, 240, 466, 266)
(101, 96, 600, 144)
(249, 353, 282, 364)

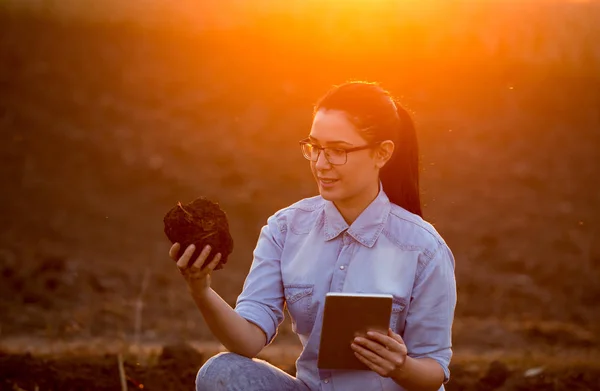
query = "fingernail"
(205, 245, 211, 251)
(367, 331, 375, 337)
(189, 244, 195, 250)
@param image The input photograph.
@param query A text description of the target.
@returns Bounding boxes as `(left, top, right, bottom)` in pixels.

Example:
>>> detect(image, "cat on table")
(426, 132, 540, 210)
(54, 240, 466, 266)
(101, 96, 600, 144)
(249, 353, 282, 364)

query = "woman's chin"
(318, 186, 339, 201)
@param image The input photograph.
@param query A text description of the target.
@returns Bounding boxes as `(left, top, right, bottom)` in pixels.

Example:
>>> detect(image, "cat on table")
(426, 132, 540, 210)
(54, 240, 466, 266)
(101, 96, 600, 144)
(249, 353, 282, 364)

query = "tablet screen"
(317, 292, 393, 370)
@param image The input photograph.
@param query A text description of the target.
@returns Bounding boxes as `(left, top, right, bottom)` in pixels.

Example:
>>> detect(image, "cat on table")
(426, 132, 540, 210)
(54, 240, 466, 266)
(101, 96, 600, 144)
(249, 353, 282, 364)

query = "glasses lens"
(301, 143, 317, 161)
(324, 148, 347, 165)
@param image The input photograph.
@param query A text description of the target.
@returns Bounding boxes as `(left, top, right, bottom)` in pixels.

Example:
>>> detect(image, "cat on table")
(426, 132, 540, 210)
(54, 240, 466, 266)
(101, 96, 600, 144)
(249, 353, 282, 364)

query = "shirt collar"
(323, 183, 391, 248)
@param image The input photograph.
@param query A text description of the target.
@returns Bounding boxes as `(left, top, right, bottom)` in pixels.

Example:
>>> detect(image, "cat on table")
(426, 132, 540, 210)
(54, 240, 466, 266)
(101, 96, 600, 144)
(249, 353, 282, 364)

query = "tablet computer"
(317, 292, 393, 371)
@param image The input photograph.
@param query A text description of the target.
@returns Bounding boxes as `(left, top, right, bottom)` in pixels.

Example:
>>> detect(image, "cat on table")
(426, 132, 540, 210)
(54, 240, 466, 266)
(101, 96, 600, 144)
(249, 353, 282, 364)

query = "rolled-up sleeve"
(234, 214, 286, 345)
(404, 243, 457, 384)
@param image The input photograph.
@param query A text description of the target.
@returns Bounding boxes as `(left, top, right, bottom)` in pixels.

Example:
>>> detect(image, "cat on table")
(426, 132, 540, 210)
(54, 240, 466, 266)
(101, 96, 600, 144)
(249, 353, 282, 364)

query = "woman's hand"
(351, 328, 408, 378)
(169, 243, 222, 298)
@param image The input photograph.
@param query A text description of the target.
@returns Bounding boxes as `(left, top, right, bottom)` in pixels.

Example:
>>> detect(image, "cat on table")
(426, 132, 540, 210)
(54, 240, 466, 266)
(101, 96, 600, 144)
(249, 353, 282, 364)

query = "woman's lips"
(318, 178, 339, 188)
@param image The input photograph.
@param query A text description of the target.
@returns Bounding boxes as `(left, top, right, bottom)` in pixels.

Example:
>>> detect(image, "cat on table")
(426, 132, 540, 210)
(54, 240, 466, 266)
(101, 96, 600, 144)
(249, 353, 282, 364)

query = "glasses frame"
(298, 138, 382, 166)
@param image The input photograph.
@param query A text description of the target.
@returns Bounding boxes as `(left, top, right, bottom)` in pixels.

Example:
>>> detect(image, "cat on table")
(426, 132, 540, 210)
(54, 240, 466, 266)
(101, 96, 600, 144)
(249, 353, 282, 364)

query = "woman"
(170, 81, 457, 391)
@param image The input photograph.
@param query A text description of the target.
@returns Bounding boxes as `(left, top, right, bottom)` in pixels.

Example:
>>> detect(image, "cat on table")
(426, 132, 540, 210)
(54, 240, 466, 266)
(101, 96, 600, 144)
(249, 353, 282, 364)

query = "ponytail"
(313, 81, 423, 217)
(380, 102, 423, 218)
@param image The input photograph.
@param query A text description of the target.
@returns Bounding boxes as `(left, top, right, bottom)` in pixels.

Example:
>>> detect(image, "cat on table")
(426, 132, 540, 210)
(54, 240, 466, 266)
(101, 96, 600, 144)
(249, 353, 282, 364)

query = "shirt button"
(324, 379, 330, 384)
(339, 265, 345, 270)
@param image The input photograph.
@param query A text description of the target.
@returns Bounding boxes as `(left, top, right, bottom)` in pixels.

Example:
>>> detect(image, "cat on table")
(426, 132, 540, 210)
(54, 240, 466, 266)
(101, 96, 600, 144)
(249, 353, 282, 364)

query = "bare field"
(0, 5, 599, 390)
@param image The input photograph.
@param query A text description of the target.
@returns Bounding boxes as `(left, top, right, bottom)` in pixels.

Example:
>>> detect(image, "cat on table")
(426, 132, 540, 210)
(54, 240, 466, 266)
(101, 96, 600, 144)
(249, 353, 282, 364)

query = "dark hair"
(314, 81, 422, 217)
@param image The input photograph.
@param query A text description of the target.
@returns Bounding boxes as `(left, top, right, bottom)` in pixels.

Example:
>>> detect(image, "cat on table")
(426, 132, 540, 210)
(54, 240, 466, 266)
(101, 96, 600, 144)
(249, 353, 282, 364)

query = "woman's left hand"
(351, 328, 408, 378)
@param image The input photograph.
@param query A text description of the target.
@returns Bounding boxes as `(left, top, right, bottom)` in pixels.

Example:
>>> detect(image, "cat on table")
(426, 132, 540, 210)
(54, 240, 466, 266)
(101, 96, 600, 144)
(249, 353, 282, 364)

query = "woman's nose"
(315, 150, 331, 170)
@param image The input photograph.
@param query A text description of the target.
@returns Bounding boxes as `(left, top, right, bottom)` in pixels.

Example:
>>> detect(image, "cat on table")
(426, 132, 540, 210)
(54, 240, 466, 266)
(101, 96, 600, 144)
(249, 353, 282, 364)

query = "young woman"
(170, 81, 457, 391)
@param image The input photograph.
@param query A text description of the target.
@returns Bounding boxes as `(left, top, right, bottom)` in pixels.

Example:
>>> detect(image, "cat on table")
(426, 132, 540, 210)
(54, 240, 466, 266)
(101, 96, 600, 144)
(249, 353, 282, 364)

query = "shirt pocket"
(284, 284, 315, 335)
(389, 296, 408, 332)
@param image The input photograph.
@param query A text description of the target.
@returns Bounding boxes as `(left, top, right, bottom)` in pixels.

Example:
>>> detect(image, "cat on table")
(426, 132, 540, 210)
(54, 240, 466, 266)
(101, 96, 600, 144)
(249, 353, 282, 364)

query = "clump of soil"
(163, 197, 234, 270)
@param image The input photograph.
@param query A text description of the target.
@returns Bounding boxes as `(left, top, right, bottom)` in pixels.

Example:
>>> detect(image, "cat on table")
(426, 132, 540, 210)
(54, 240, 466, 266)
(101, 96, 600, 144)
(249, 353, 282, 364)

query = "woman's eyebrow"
(308, 137, 353, 146)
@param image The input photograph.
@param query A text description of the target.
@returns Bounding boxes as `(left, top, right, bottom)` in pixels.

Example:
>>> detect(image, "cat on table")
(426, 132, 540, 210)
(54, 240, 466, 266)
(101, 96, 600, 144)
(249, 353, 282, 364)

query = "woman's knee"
(196, 352, 249, 391)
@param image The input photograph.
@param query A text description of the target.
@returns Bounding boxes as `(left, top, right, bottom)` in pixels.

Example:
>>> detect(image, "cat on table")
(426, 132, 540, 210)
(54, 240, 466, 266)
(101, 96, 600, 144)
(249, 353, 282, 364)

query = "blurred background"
(0, 0, 599, 390)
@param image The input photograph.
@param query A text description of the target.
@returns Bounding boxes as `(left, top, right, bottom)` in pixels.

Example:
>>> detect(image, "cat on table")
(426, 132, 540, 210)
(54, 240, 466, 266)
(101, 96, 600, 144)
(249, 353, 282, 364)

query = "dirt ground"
(2, 347, 600, 391)
(0, 5, 599, 390)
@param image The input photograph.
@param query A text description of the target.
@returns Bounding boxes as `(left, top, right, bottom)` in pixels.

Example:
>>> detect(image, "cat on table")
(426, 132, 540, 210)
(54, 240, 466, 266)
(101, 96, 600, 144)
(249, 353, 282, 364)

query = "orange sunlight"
(1, 0, 600, 388)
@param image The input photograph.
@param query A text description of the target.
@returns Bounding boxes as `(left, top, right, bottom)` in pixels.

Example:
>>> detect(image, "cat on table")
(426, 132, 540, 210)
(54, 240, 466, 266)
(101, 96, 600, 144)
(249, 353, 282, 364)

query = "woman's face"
(308, 109, 389, 207)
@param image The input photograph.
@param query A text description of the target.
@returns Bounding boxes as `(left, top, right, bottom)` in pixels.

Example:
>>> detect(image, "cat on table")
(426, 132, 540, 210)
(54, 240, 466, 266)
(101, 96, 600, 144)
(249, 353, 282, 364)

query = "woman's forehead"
(310, 109, 364, 144)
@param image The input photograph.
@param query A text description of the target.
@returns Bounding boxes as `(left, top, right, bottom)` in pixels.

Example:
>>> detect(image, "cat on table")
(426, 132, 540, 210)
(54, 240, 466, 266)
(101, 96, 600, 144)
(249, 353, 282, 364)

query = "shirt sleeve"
(234, 214, 286, 346)
(403, 243, 457, 384)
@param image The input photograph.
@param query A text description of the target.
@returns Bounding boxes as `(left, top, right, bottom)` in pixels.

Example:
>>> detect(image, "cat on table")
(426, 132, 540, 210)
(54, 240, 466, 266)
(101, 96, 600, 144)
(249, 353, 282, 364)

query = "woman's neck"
(334, 183, 380, 225)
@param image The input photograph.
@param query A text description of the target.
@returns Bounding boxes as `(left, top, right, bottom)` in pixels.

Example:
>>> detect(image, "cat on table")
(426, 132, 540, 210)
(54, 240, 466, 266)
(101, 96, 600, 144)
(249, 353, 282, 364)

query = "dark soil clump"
(163, 197, 234, 270)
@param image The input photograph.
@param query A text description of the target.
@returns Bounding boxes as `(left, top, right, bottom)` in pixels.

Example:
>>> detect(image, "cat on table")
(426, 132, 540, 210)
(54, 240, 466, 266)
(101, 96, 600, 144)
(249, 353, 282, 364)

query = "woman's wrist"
(391, 355, 410, 382)
(190, 286, 212, 302)
(391, 356, 446, 391)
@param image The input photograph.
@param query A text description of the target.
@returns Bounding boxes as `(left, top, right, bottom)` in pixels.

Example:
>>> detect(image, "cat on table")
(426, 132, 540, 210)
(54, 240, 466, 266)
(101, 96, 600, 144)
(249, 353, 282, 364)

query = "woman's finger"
(366, 331, 403, 352)
(186, 245, 211, 272)
(169, 243, 181, 261)
(351, 342, 388, 366)
(176, 244, 197, 269)
(190, 252, 221, 278)
(353, 351, 387, 376)
(354, 337, 394, 360)
(388, 328, 406, 345)
(206, 253, 222, 270)
(191, 247, 216, 270)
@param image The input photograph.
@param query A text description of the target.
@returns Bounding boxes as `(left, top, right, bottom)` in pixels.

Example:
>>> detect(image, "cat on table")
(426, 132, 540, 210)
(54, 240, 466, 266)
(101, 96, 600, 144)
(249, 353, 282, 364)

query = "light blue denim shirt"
(235, 187, 457, 391)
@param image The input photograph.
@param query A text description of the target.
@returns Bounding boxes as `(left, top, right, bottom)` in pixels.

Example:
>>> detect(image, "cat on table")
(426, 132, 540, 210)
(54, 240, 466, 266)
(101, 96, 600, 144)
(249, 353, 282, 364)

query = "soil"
(164, 198, 234, 269)
(0, 4, 599, 391)
(2, 345, 600, 391)
(0, 344, 203, 391)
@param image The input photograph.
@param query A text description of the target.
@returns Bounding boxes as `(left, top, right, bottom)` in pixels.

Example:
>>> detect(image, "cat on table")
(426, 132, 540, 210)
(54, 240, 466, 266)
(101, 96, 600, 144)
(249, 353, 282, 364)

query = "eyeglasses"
(299, 138, 382, 166)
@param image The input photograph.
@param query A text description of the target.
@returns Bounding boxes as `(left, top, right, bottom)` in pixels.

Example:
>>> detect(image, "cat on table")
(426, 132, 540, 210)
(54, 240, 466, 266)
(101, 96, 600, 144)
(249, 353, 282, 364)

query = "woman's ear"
(375, 140, 395, 169)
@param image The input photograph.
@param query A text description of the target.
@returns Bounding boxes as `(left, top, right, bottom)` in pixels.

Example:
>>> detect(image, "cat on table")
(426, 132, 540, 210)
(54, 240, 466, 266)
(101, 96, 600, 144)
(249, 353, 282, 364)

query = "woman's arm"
(401, 243, 457, 387)
(172, 214, 286, 358)
(391, 356, 446, 391)
(192, 288, 267, 358)
(172, 244, 268, 358)
(352, 243, 456, 390)
(352, 328, 445, 391)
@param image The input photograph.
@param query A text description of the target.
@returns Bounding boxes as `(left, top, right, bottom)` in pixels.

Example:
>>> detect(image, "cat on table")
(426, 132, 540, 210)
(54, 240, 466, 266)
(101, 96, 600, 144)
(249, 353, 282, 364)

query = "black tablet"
(317, 292, 393, 370)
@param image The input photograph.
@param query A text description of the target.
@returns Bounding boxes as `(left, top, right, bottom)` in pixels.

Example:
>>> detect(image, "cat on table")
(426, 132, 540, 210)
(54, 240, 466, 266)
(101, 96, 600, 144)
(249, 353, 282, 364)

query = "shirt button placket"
(331, 232, 351, 291)
(343, 231, 350, 245)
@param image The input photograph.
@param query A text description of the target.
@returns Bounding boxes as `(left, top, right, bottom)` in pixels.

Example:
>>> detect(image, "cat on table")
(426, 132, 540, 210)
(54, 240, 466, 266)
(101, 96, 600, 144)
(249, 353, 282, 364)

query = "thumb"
(388, 328, 405, 345)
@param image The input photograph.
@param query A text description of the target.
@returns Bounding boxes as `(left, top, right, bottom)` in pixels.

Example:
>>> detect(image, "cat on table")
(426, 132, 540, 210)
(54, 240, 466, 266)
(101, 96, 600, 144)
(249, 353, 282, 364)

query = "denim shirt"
(235, 187, 457, 391)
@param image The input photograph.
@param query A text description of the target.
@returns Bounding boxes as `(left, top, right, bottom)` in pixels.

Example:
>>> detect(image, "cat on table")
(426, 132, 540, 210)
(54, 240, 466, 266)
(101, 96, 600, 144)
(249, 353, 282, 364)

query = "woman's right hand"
(169, 243, 222, 298)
